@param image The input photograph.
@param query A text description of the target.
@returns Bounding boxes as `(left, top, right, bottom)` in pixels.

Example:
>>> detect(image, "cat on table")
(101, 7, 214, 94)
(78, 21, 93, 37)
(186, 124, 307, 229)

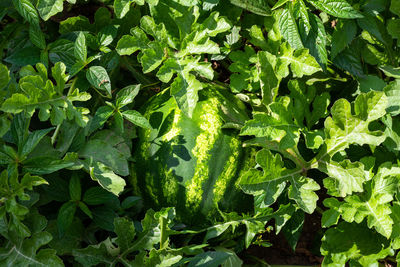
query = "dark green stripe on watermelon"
(131, 85, 253, 225)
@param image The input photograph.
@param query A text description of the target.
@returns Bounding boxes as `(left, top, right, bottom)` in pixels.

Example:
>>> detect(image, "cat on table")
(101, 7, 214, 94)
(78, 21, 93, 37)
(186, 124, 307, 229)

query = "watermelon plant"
(1, 0, 400, 266)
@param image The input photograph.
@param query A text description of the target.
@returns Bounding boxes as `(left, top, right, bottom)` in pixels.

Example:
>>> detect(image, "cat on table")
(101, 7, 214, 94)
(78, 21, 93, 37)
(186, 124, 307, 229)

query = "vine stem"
(51, 125, 61, 146)
(51, 77, 78, 145)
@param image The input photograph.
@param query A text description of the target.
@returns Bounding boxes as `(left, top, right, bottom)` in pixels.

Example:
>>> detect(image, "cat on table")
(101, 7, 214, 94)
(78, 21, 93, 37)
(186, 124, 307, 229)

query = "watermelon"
(131, 85, 254, 225)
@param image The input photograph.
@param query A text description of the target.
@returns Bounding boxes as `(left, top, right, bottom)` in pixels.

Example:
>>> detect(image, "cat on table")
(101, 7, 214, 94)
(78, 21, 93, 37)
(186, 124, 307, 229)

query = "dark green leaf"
(0, 232, 63, 266)
(114, 217, 136, 251)
(79, 138, 129, 176)
(21, 127, 54, 157)
(188, 251, 231, 267)
(57, 201, 77, 236)
(83, 186, 118, 205)
(390, 0, 400, 16)
(229, 0, 271, 16)
(331, 19, 357, 59)
(69, 174, 81, 201)
(308, 0, 363, 19)
(29, 24, 46, 49)
(321, 222, 392, 266)
(0, 64, 10, 89)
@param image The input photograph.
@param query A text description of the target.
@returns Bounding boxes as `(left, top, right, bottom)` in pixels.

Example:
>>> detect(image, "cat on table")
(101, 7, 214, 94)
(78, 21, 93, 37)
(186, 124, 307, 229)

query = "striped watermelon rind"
(131, 85, 254, 225)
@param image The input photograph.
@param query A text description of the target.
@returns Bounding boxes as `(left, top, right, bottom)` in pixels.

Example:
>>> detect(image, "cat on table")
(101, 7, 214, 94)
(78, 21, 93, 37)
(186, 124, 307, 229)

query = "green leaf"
(320, 91, 387, 159)
(279, 7, 303, 50)
(79, 138, 129, 176)
(69, 174, 81, 201)
(21, 127, 54, 157)
(72, 240, 115, 266)
(272, 0, 290, 10)
(116, 84, 140, 108)
(29, 24, 46, 49)
(302, 14, 327, 68)
(57, 201, 77, 236)
(1, 63, 90, 125)
(23, 156, 76, 175)
(239, 149, 319, 213)
(333, 46, 363, 77)
(383, 116, 400, 154)
(36, 0, 63, 21)
(358, 12, 392, 46)
(287, 176, 320, 214)
(320, 160, 369, 197)
(83, 186, 118, 206)
(228, 45, 259, 93)
(387, 19, 400, 39)
(92, 207, 118, 231)
(115, 28, 148, 55)
(138, 42, 165, 73)
(48, 39, 75, 69)
(358, 75, 386, 93)
(248, 25, 268, 51)
(321, 222, 392, 266)
(390, 0, 400, 16)
(47, 218, 84, 255)
(114, 0, 133, 19)
(240, 101, 301, 150)
(331, 20, 357, 59)
(114, 217, 136, 251)
(74, 32, 87, 63)
(384, 79, 400, 116)
(276, 42, 321, 78)
(296, 0, 311, 34)
(188, 251, 231, 267)
(52, 62, 69, 95)
(5, 46, 41, 67)
(379, 65, 400, 79)
(121, 196, 141, 209)
(86, 66, 112, 97)
(324, 163, 400, 238)
(11, 113, 29, 150)
(390, 202, 400, 249)
(88, 106, 114, 135)
(89, 161, 126, 196)
(281, 209, 304, 251)
(258, 51, 280, 105)
(59, 15, 92, 34)
(98, 25, 118, 47)
(308, 0, 363, 19)
(0, 64, 10, 89)
(122, 110, 152, 129)
(229, 0, 271, 16)
(0, 232, 63, 266)
(171, 72, 203, 118)
(13, 0, 40, 25)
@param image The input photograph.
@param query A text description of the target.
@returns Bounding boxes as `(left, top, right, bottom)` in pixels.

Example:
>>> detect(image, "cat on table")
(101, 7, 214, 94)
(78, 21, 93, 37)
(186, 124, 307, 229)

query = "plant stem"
(120, 56, 154, 85)
(159, 216, 168, 250)
(51, 124, 61, 146)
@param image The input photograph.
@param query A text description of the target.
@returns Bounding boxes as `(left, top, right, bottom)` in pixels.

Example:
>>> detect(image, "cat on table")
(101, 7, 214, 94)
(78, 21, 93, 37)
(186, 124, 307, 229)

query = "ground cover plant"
(1, 0, 400, 266)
